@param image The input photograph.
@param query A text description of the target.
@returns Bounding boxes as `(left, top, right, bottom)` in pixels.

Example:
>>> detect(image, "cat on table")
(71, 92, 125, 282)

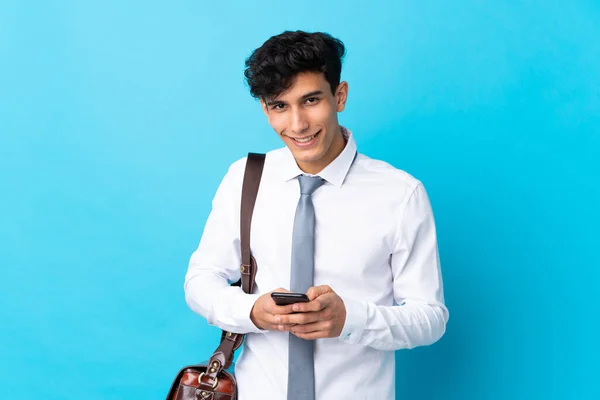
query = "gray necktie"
(288, 175, 325, 400)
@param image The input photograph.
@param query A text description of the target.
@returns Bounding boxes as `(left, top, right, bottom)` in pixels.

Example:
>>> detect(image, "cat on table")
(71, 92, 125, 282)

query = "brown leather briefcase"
(166, 153, 266, 400)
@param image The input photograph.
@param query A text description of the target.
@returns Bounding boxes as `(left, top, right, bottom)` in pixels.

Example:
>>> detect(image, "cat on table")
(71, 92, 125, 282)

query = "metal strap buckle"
(198, 372, 218, 389)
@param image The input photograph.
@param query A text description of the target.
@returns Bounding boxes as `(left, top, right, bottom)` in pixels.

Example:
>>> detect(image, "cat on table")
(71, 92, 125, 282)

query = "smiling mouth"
(290, 130, 321, 143)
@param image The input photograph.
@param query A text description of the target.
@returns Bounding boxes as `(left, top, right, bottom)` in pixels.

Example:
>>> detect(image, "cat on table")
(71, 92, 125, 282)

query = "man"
(184, 30, 449, 400)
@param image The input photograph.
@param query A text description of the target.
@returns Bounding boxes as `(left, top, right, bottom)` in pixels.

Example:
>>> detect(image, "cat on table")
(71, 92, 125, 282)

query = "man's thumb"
(306, 285, 331, 301)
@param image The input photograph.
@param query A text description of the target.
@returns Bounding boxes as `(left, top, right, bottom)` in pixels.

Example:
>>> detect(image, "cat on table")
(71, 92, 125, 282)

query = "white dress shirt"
(184, 127, 449, 400)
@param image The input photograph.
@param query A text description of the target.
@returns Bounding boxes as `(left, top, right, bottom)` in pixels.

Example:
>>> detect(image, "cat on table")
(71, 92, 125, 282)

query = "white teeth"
(294, 134, 317, 143)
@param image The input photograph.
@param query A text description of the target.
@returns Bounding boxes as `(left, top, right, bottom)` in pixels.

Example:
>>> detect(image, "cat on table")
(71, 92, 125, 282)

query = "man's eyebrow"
(265, 98, 283, 106)
(300, 90, 324, 99)
(265, 90, 324, 106)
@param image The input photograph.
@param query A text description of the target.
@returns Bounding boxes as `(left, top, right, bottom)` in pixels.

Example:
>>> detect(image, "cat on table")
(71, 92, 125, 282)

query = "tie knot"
(298, 175, 325, 195)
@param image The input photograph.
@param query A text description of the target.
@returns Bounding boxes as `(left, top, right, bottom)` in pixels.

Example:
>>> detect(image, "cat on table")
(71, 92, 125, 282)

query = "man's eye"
(273, 104, 285, 110)
(306, 97, 319, 104)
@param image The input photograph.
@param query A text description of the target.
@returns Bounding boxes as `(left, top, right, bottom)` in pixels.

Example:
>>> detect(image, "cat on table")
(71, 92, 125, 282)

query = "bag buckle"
(198, 372, 218, 389)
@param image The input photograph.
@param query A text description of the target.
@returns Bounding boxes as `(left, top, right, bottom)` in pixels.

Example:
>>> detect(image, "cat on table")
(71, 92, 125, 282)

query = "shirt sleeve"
(338, 182, 449, 350)
(183, 158, 264, 334)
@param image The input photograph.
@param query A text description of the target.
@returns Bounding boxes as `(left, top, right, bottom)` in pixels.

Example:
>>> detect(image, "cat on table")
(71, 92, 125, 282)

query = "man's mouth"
(290, 130, 321, 144)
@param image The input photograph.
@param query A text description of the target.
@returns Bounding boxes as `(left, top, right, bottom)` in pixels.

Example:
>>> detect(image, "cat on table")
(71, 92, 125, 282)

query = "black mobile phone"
(271, 292, 310, 306)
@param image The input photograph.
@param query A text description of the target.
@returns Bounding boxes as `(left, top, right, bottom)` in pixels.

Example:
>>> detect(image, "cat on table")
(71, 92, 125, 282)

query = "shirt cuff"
(228, 291, 265, 334)
(338, 295, 368, 344)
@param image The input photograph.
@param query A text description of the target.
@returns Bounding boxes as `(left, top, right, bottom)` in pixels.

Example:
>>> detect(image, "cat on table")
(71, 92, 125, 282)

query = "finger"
(292, 330, 326, 340)
(269, 303, 296, 315)
(277, 311, 322, 326)
(273, 321, 297, 332)
(290, 320, 330, 334)
(306, 285, 332, 301)
(271, 304, 304, 326)
(271, 311, 300, 332)
(292, 296, 328, 313)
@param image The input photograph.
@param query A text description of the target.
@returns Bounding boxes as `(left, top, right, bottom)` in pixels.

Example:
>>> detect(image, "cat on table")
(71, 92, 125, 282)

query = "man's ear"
(335, 81, 349, 112)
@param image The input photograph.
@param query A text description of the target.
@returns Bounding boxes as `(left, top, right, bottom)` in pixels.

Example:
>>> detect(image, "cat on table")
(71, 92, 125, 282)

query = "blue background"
(1, 1, 598, 399)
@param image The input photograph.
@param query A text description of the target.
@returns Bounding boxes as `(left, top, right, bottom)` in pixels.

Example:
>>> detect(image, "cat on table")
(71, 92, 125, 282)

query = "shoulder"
(351, 152, 423, 196)
(350, 154, 436, 231)
(220, 146, 288, 184)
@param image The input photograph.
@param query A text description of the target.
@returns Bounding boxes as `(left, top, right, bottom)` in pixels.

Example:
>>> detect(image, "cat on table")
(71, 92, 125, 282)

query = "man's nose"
(290, 108, 309, 135)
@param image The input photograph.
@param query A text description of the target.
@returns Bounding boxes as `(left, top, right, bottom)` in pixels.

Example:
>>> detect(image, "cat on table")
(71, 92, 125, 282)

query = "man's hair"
(244, 30, 346, 100)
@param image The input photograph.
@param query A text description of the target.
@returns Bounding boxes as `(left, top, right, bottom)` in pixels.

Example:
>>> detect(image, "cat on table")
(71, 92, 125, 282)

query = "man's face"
(261, 71, 348, 174)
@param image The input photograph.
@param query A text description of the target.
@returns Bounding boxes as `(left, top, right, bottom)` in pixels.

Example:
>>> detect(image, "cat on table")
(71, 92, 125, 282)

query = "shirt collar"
(280, 126, 357, 188)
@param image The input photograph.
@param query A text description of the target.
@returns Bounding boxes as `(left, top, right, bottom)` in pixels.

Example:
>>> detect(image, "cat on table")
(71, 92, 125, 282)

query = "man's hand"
(275, 285, 347, 340)
(250, 288, 296, 330)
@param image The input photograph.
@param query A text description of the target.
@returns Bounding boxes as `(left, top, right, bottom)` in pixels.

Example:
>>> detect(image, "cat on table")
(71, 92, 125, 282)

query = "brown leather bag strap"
(206, 153, 265, 378)
(240, 152, 265, 294)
